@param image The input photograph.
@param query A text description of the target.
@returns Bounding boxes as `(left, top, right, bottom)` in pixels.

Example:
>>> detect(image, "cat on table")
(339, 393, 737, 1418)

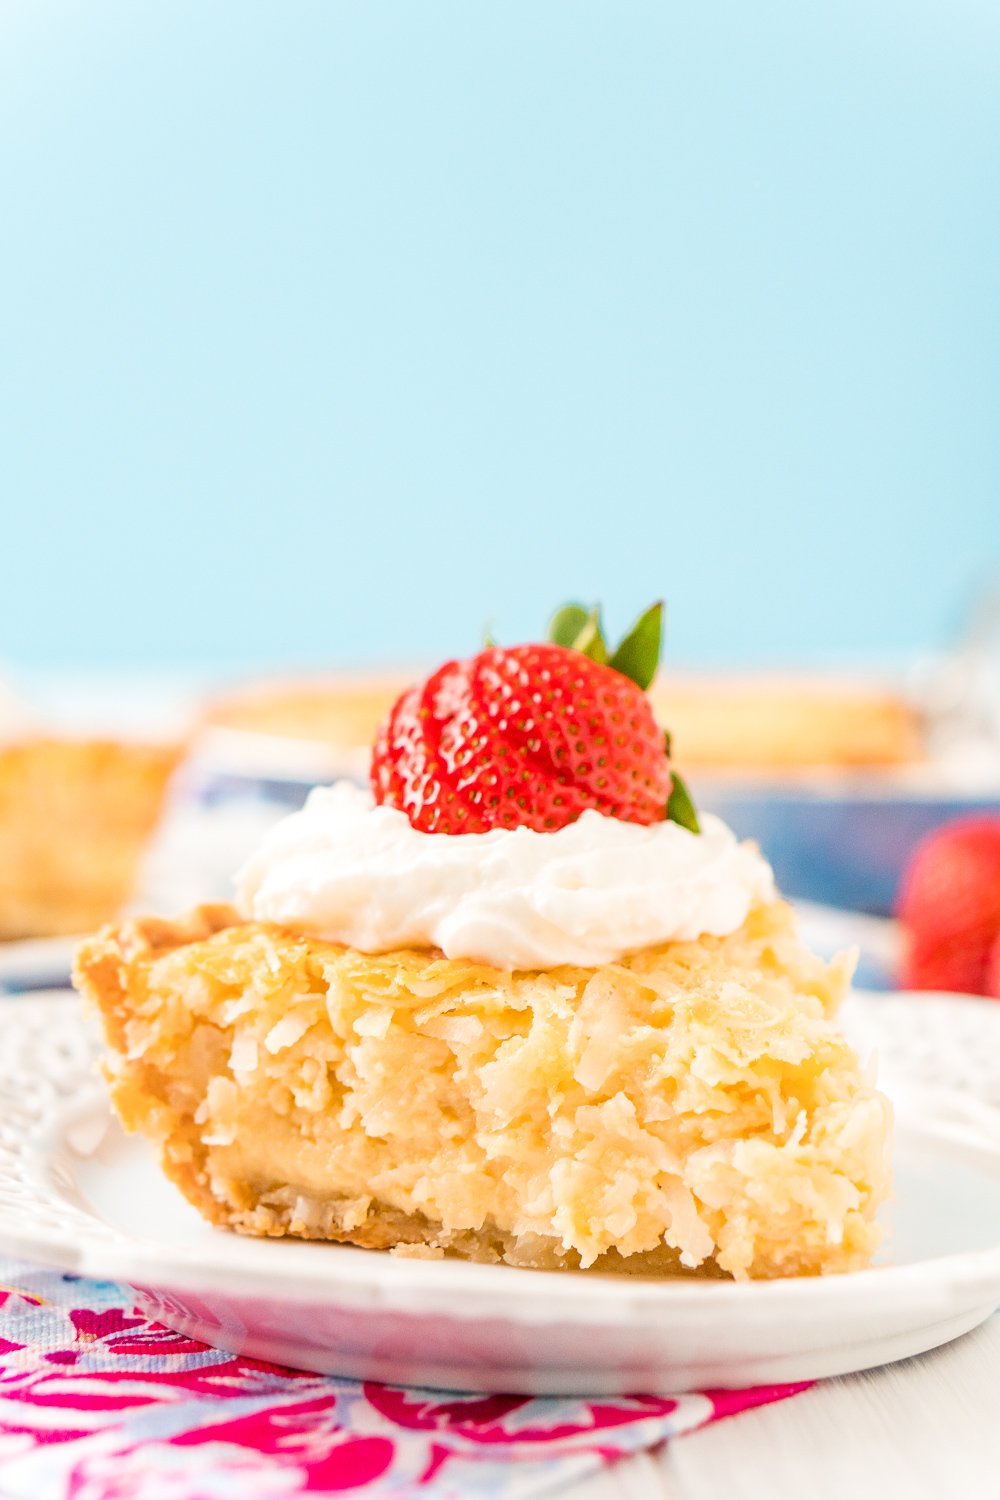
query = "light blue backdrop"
(1, 1, 998, 674)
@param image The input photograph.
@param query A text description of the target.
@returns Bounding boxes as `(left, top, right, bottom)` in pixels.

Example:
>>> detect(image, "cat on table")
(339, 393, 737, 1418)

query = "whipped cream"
(236, 782, 775, 971)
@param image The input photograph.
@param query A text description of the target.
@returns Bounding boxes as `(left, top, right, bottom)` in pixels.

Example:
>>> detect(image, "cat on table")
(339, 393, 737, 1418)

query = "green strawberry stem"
(608, 601, 663, 690)
(666, 770, 700, 834)
(569, 609, 609, 665)
(548, 599, 663, 691)
(547, 603, 591, 648)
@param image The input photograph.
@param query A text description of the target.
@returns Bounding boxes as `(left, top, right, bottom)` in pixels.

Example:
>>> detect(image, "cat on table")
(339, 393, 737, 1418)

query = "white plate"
(1, 984, 999, 1396)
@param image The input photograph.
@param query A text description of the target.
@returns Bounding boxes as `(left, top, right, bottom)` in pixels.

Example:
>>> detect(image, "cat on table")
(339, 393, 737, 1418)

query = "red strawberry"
(896, 817, 1000, 995)
(986, 930, 1000, 1001)
(372, 642, 671, 834)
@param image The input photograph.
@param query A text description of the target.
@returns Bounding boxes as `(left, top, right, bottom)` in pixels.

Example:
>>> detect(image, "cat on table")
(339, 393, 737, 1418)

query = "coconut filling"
(92, 900, 892, 1279)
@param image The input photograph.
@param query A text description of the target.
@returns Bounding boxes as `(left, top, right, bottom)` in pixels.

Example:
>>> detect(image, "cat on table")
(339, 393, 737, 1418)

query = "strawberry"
(370, 601, 698, 837)
(987, 930, 1000, 1001)
(896, 817, 1000, 995)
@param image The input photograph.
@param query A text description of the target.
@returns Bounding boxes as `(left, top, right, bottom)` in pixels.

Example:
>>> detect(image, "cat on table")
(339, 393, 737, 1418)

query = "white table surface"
(573, 1311, 1000, 1500)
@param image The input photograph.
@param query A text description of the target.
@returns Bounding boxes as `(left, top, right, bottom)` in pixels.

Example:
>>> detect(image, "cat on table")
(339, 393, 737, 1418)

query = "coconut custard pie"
(75, 603, 892, 1280)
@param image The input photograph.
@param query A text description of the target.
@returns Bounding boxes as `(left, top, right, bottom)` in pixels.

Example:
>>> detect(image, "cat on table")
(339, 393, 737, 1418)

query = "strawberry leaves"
(548, 603, 609, 664)
(609, 601, 663, 691)
(548, 600, 662, 690)
(548, 603, 592, 649)
(665, 770, 700, 834)
(569, 609, 610, 665)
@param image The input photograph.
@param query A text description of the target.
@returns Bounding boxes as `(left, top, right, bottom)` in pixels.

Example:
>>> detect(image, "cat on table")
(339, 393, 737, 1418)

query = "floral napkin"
(0, 1257, 807, 1499)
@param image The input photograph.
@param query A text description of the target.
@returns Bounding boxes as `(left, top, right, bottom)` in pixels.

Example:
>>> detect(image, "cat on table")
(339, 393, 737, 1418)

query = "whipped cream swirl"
(236, 782, 775, 970)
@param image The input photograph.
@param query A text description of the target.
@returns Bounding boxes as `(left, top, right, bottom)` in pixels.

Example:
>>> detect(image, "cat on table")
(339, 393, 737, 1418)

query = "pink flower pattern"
(0, 1257, 808, 1498)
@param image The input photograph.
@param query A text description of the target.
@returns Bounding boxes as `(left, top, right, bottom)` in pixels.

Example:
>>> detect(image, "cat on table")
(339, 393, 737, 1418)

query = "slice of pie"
(73, 600, 892, 1279)
(75, 897, 888, 1278)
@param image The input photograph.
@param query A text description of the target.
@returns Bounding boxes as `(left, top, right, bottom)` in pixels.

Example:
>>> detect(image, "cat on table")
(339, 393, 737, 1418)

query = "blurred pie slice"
(0, 739, 180, 939)
(204, 673, 922, 773)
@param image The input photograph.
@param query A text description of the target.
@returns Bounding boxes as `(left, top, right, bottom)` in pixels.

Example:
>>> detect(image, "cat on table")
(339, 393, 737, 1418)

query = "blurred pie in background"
(204, 674, 412, 755)
(203, 671, 924, 774)
(653, 676, 922, 770)
(0, 737, 180, 940)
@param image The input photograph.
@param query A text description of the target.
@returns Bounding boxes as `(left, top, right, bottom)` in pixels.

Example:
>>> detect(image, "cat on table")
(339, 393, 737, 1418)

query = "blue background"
(1, 1, 998, 675)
